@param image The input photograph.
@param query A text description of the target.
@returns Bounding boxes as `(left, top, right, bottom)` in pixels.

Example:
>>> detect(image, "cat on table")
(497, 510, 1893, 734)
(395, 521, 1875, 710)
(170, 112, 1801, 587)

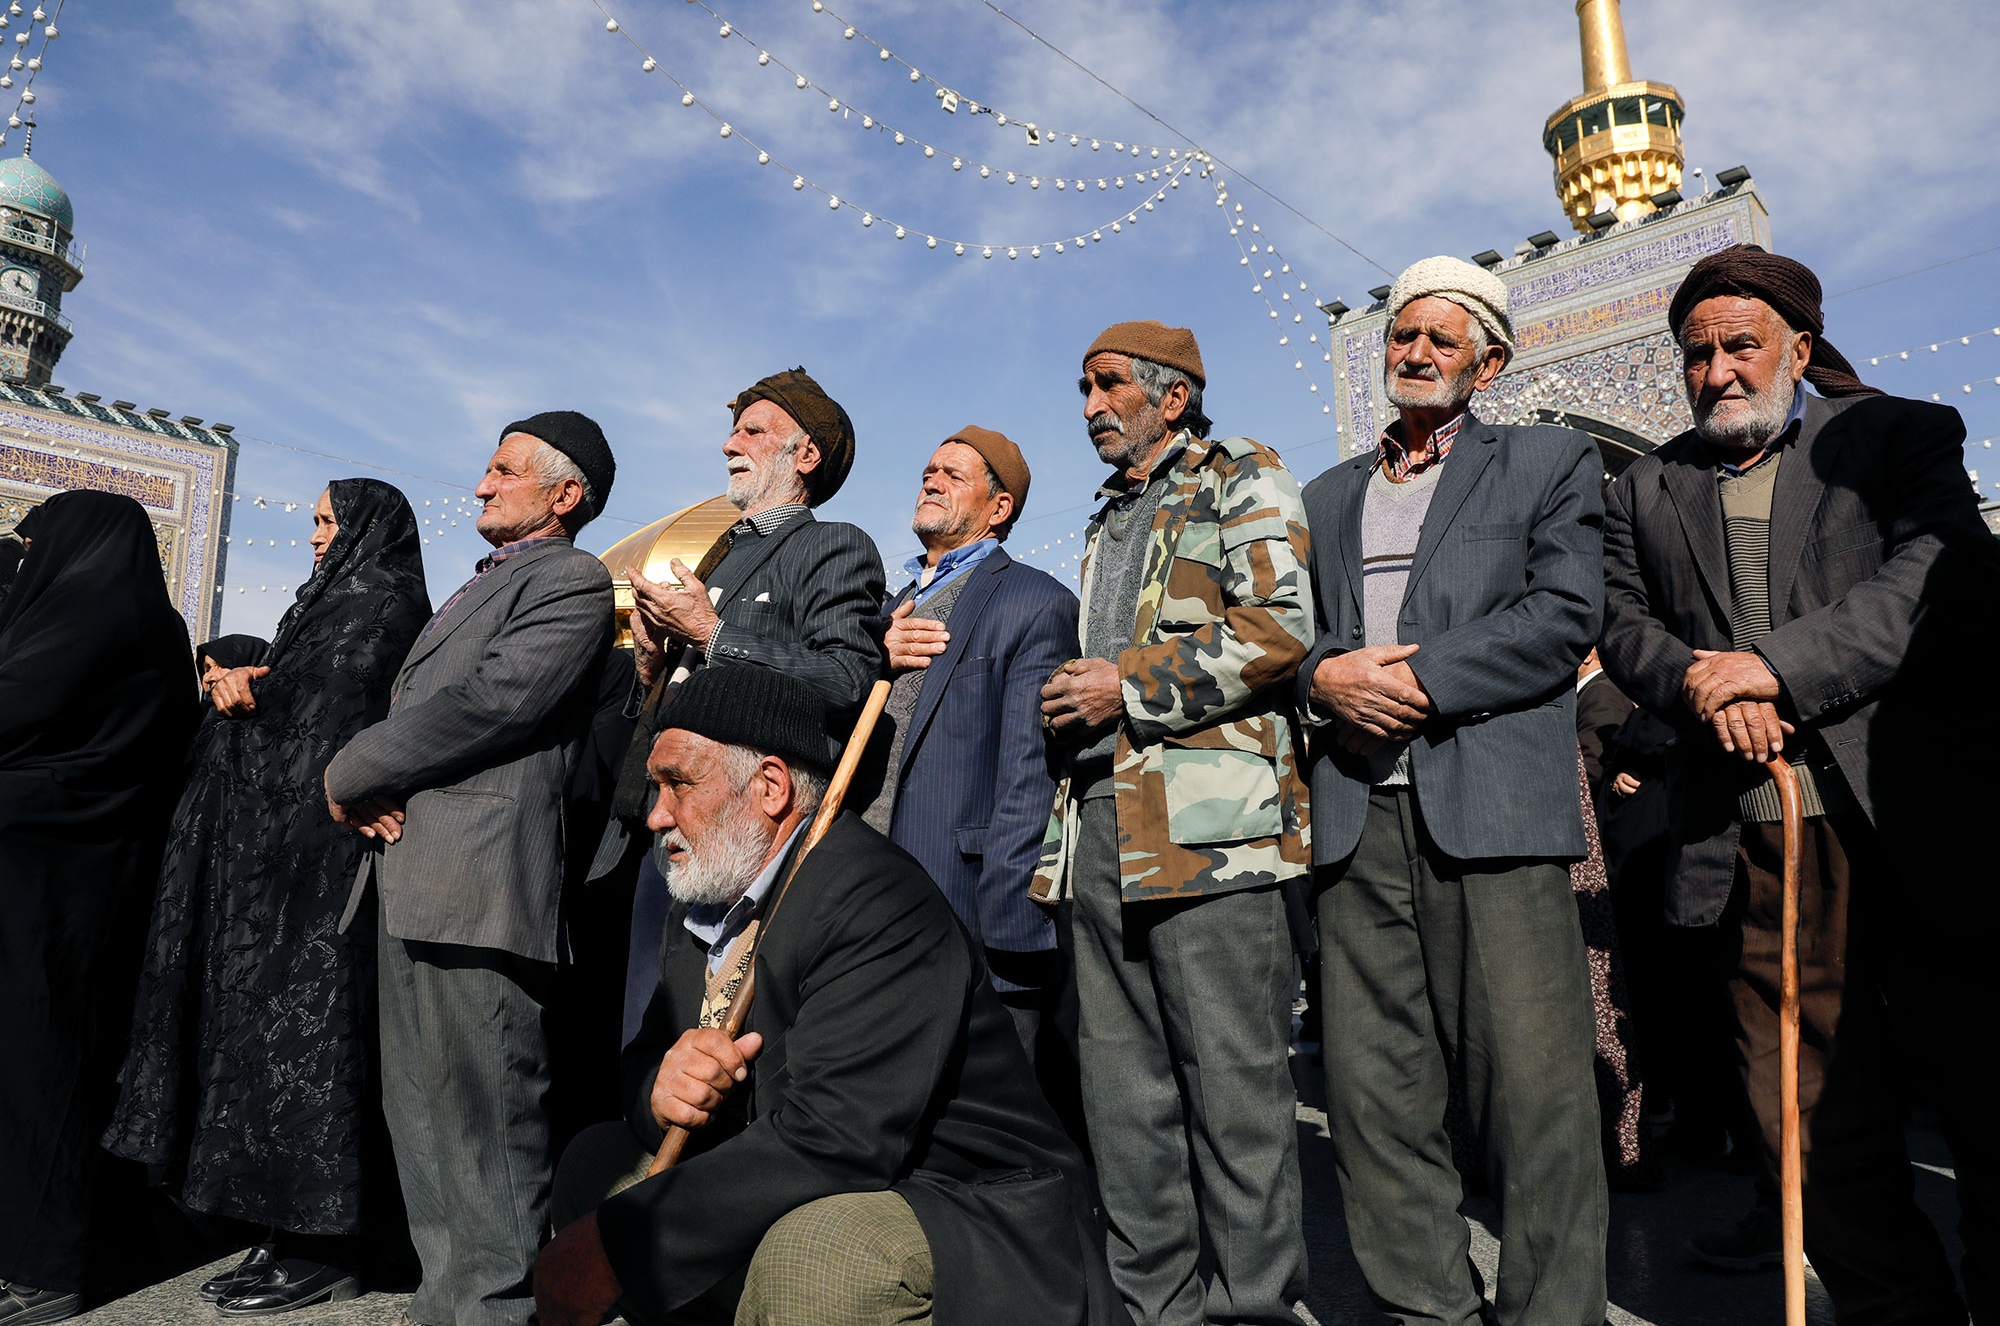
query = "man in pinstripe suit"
(327, 414, 616, 1326)
(862, 427, 1079, 1087)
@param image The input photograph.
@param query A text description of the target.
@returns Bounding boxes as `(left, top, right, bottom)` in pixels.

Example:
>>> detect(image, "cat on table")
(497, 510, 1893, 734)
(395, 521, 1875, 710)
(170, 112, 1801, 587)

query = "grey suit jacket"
(329, 538, 614, 962)
(1296, 419, 1605, 863)
(1599, 392, 1999, 923)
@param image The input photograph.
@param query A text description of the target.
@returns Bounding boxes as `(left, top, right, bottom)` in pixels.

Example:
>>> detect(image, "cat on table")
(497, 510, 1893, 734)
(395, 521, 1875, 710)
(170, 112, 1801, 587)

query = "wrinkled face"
(645, 729, 781, 906)
(1079, 351, 1172, 472)
(473, 433, 565, 547)
(308, 490, 338, 567)
(1383, 297, 1500, 416)
(1679, 296, 1808, 453)
(725, 400, 821, 513)
(911, 441, 1011, 549)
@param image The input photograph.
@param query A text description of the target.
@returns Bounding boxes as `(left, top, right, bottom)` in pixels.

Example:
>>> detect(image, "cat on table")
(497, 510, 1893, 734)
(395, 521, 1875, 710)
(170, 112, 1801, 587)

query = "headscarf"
(1666, 245, 1882, 398)
(0, 489, 196, 824)
(262, 477, 430, 670)
(728, 367, 856, 505)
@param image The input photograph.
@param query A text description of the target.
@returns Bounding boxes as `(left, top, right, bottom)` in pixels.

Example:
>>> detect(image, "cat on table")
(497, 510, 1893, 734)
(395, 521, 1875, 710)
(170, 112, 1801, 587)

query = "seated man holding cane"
(533, 665, 1116, 1326)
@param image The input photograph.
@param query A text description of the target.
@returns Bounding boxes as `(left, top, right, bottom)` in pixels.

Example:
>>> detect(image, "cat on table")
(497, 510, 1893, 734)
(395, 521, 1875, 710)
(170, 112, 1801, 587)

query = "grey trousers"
(379, 931, 555, 1326)
(1318, 789, 1606, 1326)
(1069, 796, 1306, 1326)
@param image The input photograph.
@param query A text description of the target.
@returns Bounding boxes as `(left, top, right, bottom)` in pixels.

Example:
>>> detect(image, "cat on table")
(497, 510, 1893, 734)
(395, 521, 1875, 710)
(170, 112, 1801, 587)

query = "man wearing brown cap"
(614, 367, 886, 1037)
(1036, 321, 1315, 1326)
(862, 427, 1081, 1116)
(1600, 245, 1999, 1318)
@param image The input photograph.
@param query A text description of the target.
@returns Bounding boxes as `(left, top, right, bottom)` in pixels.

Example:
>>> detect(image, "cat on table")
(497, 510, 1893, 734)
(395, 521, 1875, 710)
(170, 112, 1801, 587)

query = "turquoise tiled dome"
(0, 155, 71, 233)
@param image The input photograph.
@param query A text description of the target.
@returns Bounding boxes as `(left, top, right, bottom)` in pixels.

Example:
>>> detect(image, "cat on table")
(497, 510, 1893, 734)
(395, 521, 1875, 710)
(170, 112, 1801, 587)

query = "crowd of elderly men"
(95, 242, 1990, 1326)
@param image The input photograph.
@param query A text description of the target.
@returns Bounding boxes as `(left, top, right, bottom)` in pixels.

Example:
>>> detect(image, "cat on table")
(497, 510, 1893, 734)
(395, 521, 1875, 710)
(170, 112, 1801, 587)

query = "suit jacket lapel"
(1767, 394, 1844, 618)
(707, 509, 813, 607)
(399, 540, 563, 675)
(1403, 425, 1496, 594)
(1660, 447, 1731, 613)
(1328, 456, 1372, 618)
(900, 549, 1008, 775)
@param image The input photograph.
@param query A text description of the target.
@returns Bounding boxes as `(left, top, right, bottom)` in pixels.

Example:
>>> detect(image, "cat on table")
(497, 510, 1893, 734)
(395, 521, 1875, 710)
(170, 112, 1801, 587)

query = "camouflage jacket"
(1030, 431, 1314, 904)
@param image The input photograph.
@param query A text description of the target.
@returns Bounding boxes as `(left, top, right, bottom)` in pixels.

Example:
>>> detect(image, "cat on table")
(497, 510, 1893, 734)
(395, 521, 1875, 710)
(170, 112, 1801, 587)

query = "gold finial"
(1576, 0, 1632, 91)
(1542, 0, 1685, 233)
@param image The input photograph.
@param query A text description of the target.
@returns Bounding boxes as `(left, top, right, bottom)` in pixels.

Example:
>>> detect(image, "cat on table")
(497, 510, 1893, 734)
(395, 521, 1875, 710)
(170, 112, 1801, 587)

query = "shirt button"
(1350, 626, 1363, 639)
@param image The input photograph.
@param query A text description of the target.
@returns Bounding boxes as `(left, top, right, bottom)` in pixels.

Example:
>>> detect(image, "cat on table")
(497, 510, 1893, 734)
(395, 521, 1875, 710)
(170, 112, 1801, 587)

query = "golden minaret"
(1542, 0, 1685, 232)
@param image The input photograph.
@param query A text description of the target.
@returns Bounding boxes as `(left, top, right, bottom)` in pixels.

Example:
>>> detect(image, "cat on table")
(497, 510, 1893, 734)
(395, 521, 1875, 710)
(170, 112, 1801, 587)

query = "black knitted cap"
(655, 664, 836, 774)
(500, 410, 617, 510)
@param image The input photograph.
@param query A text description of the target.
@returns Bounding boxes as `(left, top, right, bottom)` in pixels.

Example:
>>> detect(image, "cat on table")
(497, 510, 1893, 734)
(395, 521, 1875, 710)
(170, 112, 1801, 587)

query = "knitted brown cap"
(728, 366, 857, 504)
(1083, 320, 1206, 387)
(942, 425, 1030, 535)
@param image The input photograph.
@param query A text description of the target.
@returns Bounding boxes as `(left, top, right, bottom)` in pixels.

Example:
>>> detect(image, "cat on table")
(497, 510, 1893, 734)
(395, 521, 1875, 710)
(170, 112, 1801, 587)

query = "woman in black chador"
(104, 478, 430, 1316)
(0, 491, 198, 1323)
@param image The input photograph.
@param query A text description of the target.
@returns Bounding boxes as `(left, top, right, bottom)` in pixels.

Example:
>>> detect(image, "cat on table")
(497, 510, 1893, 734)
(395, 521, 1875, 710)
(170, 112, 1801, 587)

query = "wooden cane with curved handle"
(1768, 753, 1806, 1326)
(645, 678, 894, 1178)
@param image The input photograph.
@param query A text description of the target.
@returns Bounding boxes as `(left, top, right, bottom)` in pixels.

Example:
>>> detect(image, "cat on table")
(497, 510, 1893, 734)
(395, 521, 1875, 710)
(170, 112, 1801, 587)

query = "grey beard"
(661, 808, 777, 906)
(1088, 405, 1167, 472)
(726, 439, 804, 512)
(1383, 361, 1477, 416)
(1692, 346, 1798, 452)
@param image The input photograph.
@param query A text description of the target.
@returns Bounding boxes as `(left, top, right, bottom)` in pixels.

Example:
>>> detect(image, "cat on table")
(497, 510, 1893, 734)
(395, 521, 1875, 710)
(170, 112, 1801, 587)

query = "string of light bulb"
(1924, 375, 2000, 403)
(786, 0, 1187, 164)
(1863, 323, 2000, 368)
(663, 0, 1193, 191)
(1212, 171, 1335, 418)
(0, 0, 63, 144)
(594, 1, 1202, 257)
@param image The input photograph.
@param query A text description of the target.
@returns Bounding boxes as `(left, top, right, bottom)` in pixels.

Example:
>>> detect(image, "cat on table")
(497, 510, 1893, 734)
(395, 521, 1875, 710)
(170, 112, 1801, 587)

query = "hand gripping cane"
(645, 678, 894, 1178)
(1767, 754, 1807, 1326)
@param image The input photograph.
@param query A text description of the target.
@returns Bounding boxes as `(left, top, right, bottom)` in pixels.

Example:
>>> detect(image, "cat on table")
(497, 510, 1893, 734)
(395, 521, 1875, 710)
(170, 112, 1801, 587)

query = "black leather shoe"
(215, 1261, 361, 1317)
(0, 1280, 80, 1324)
(200, 1245, 278, 1302)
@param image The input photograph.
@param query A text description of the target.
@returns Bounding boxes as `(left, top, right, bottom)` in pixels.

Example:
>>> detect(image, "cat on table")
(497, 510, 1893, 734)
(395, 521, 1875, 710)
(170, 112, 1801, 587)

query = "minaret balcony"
(0, 221, 81, 288)
(0, 285, 70, 331)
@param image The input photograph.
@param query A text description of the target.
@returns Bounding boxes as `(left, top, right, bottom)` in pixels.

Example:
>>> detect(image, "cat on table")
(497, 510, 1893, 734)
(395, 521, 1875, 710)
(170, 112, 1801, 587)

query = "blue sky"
(28, 0, 2000, 636)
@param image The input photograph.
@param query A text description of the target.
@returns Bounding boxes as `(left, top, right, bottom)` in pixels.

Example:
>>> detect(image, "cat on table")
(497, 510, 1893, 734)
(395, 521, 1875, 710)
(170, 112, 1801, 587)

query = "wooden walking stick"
(645, 677, 893, 1177)
(1768, 753, 1807, 1326)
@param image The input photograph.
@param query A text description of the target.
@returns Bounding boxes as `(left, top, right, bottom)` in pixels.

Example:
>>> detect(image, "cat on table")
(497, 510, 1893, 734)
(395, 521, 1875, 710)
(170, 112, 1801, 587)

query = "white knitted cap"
(1387, 255, 1514, 360)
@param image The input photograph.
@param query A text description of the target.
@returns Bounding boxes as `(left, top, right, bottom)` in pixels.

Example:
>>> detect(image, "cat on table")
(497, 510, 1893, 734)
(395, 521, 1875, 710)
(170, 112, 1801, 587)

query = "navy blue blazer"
(1296, 420, 1604, 863)
(882, 547, 1079, 956)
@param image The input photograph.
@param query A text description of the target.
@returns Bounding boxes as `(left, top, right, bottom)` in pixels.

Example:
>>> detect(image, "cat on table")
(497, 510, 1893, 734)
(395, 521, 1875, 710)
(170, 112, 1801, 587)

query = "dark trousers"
(1725, 816, 1972, 1326)
(379, 932, 554, 1326)
(1069, 796, 1305, 1326)
(1318, 789, 1606, 1326)
(987, 940, 1088, 1152)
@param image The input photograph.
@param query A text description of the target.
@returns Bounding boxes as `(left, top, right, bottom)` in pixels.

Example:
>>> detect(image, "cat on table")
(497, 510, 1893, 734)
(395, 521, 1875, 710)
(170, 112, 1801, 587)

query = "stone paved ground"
(77, 1059, 1967, 1326)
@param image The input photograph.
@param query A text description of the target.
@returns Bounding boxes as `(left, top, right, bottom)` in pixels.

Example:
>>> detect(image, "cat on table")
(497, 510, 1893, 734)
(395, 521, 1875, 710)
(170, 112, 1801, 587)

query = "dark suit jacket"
(329, 539, 613, 962)
(1296, 420, 1605, 863)
(1599, 392, 2000, 923)
(597, 814, 1115, 1326)
(613, 508, 885, 821)
(881, 549, 1078, 956)
(1576, 669, 1637, 797)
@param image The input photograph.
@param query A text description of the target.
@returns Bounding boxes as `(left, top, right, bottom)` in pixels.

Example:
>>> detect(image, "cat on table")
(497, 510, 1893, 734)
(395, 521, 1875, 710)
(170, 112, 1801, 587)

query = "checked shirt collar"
(1378, 410, 1468, 483)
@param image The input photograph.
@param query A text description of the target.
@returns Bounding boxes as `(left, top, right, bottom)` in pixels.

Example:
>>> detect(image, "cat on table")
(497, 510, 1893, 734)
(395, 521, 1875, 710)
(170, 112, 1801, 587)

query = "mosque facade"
(0, 141, 236, 643)
(1328, 0, 1761, 476)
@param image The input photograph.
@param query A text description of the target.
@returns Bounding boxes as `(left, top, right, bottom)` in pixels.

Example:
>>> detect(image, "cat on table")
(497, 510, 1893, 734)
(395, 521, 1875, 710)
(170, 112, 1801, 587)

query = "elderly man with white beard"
(534, 665, 1117, 1326)
(607, 367, 885, 1037)
(1295, 257, 1608, 1326)
(1599, 246, 1998, 1320)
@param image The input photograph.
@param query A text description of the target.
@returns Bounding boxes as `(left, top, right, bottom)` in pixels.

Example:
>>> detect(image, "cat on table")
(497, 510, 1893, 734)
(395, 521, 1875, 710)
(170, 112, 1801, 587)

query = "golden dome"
(597, 494, 737, 648)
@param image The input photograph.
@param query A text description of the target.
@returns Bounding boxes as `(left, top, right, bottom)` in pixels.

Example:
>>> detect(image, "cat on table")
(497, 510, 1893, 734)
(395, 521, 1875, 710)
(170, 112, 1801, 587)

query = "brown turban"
(1667, 246, 1882, 399)
(1084, 321, 1206, 387)
(942, 425, 1030, 536)
(728, 367, 857, 504)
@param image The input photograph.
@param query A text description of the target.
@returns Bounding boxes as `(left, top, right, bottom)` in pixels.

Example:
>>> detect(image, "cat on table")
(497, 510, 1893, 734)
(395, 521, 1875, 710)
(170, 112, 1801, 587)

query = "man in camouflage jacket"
(1036, 321, 1312, 1326)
